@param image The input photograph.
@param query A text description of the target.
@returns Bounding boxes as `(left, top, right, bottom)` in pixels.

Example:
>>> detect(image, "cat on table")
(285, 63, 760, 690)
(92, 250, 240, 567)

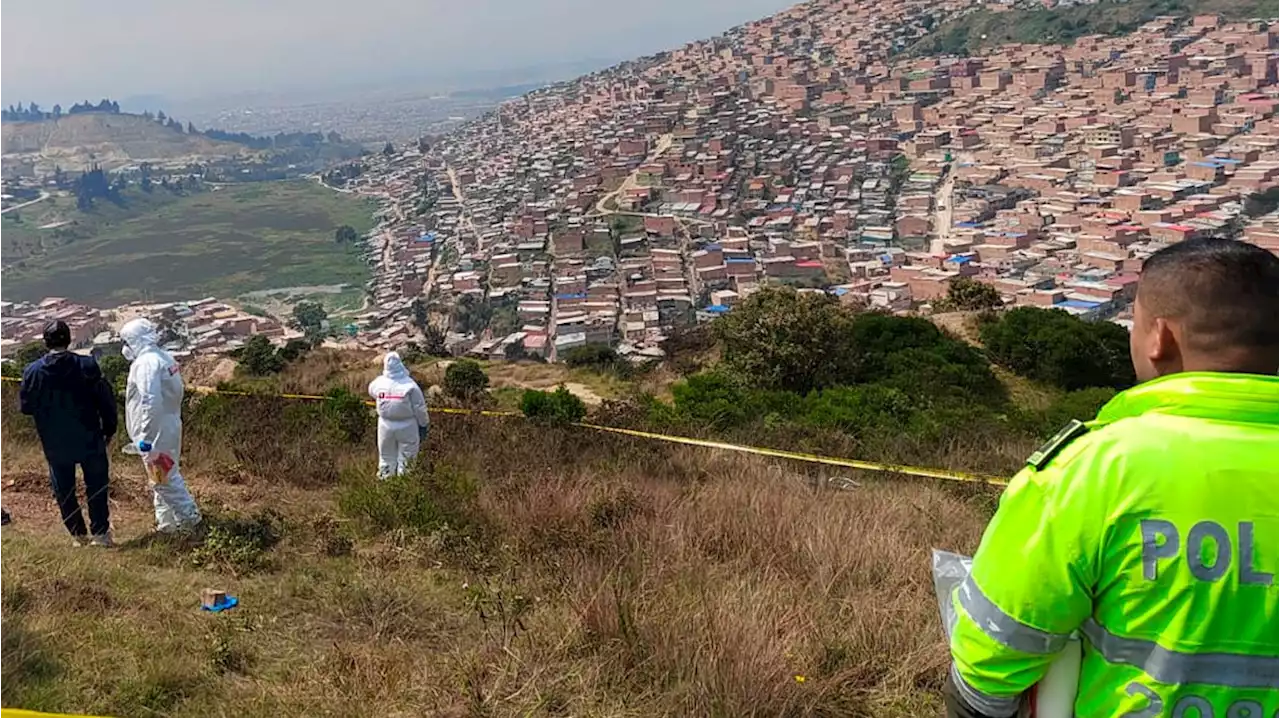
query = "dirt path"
(0, 190, 51, 215)
(591, 133, 674, 217)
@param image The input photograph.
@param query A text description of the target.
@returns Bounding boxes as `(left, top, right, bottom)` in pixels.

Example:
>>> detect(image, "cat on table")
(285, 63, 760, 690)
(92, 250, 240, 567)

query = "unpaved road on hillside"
(591, 133, 674, 217)
(0, 191, 50, 215)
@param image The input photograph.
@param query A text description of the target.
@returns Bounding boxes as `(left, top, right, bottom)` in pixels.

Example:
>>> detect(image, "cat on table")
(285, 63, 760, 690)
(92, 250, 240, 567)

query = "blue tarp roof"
(955, 221, 979, 228)
(555, 293, 587, 300)
(705, 305, 732, 314)
(417, 232, 436, 242)
(948, 255, 973, 264)
(726, 257, 755, 263)
(1061, 299, 1102, 309)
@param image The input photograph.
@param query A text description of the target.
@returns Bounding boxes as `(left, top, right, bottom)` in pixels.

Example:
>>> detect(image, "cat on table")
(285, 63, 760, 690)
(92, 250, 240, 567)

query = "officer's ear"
(1148, 316, 1182, 367)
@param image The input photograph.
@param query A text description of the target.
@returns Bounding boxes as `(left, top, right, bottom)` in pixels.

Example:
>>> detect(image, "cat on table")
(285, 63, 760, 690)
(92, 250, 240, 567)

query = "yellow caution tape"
(577, 422, 1006, 485)
(1, 710, 111, 718)
(0, 376, 1005, 486)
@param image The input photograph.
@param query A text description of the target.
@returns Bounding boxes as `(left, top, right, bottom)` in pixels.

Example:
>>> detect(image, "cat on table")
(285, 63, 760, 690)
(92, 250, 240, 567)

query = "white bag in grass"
(931, 550, 1081, 718)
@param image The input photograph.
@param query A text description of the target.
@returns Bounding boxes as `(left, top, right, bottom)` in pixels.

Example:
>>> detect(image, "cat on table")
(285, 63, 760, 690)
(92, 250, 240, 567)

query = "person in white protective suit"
(367, 352, 429, 478)
(120, 318, 202, 532)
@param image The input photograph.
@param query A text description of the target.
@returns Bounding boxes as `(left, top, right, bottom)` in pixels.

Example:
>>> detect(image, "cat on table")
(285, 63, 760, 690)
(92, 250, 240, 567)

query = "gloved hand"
(418, 425, 428, 442)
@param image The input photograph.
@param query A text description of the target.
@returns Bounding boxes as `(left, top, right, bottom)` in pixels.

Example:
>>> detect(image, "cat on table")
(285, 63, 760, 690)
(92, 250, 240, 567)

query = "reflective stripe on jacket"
(950, 372, 1279, 717)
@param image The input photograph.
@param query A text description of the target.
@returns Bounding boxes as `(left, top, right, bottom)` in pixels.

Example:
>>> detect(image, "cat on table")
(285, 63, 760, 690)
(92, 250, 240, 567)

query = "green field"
(0, 181, 377, 306)
(910, 0, 1274, 56)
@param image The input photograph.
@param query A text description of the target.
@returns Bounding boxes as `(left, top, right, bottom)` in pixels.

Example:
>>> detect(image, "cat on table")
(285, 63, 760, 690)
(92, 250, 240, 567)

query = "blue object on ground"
(202, 595, 239, 613)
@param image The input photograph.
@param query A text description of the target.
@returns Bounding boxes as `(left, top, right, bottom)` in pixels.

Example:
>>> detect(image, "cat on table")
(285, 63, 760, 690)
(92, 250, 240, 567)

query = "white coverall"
(368, 352, 429, 478)
(121, 318, 202, 532)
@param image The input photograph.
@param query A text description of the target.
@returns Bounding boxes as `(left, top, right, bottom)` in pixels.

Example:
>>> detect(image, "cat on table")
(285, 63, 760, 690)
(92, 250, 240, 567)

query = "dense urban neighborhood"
(3, 0, 1277, 362)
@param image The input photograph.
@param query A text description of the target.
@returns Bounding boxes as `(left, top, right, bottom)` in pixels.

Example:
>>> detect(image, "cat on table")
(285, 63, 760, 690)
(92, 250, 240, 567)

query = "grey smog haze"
(2, 0, 797, 105)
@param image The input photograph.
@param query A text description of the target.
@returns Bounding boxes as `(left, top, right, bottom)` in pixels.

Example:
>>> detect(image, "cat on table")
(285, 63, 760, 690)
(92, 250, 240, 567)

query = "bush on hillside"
(520, 386, 588, 425)
(562, 344, 620, 370)
(980, 307, 1134, 391)
(1016, 387, 1118, 437)
(276, 338, 313, 363)
(444, 359, 489, 400)
(933, 277, 1003, 312)
(238, 335, 286, 376)
(845, 312, 1004, 403)
(98, 353, 130, 394)
(714, 287, 860, 393)
(338, 462, 486, 544)
(12, 340, 44, 366)
(322, 387, 371, 444)
(291, 301, 329, 342)
(421, 325, 449, 357)
(188, 508, 285, 576)
(665, 372, 798, 430)
(235, 335, 325, 377)
(714, 287, 1003, 403)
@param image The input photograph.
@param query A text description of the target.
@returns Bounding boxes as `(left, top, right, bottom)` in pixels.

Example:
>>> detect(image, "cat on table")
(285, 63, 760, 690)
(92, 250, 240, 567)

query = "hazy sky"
(2, 0, 796, 106)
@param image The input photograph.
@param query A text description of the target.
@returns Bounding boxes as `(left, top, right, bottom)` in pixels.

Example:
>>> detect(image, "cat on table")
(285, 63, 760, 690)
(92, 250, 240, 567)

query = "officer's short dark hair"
(1139, 238, 1278, 354)
(42, 320, 71, 350)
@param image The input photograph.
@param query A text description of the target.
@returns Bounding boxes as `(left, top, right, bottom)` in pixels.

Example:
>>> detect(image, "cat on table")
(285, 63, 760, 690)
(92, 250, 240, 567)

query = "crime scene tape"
(0, 376, 1007, 486)
(1, 711, 110, 718)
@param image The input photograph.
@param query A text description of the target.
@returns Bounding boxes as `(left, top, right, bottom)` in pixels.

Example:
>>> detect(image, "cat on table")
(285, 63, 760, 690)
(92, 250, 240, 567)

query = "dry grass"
(1, 382, 993, 717)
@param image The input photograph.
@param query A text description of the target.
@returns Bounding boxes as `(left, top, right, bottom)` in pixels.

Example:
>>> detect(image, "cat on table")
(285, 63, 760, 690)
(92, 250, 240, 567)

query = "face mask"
(122, 345, 136, 361)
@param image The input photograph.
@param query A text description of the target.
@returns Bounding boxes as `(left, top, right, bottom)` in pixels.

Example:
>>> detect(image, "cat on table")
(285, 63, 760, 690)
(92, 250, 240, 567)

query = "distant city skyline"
(1, 0, 797, 107)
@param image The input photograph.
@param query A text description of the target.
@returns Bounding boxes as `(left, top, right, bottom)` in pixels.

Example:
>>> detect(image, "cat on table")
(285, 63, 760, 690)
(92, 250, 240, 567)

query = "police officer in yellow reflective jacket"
(946, 238, 1279, 718)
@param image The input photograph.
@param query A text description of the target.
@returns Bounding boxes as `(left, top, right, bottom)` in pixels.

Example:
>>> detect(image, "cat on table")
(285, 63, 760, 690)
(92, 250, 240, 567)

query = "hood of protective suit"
(382, 352, 408, 380)
(120, 318, 159, 355)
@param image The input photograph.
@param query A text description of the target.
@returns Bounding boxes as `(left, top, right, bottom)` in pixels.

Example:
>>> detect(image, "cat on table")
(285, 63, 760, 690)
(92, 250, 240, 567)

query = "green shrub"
(10, 342, 45, 370)
(322, 387, 372, 444)
(1016, 387, 1118, 438)
(189, 509, 284, 575)
(667, 372, 801, 430)
(337, 463, 484, 540)
(562, 344, 619, 370)
(520, 386, 588, 425)
(239, 335, 285, 376)
(847, 313, 1004, 403)
(715, 287, 859, 393)
(797, 385, 916, 434)
(713, 287, 1004, 404)
(980, 307, 1134, 391)
(97, 353, 130, 394)
(444, 359, 489, 400)
(933, 277, 1003, 312)
(276, 338, 312, 363)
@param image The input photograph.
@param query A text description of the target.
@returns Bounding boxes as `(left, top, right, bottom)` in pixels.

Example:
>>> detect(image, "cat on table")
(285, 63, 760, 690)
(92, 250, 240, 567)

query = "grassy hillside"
(1, 181, 377, 306)
(911, 0, 1276, 56)
(1, 291, 1131, 716)
(1, 113, 252, 174)
(0, 380, 990, 717)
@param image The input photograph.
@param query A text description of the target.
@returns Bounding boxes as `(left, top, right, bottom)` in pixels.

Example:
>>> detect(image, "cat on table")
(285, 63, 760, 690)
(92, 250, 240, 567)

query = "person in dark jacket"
(19, 321, 118, 546)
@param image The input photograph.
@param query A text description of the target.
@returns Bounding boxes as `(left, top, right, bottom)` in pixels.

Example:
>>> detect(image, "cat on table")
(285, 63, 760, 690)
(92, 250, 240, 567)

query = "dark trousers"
(48, 452, 110, 537)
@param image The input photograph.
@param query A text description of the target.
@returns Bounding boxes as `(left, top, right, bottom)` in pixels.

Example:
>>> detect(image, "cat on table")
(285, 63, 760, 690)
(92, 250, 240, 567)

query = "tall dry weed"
(1, 377, 994, 716)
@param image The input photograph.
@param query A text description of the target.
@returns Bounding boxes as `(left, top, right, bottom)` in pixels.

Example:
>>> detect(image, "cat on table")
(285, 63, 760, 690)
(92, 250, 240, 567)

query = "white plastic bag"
(931, 549, 1081, 718)
(932, 549, 972, 640)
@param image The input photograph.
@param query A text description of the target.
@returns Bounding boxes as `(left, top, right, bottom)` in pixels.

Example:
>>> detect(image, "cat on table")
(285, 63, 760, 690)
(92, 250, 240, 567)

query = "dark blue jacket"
(19, 351, 118, 464)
